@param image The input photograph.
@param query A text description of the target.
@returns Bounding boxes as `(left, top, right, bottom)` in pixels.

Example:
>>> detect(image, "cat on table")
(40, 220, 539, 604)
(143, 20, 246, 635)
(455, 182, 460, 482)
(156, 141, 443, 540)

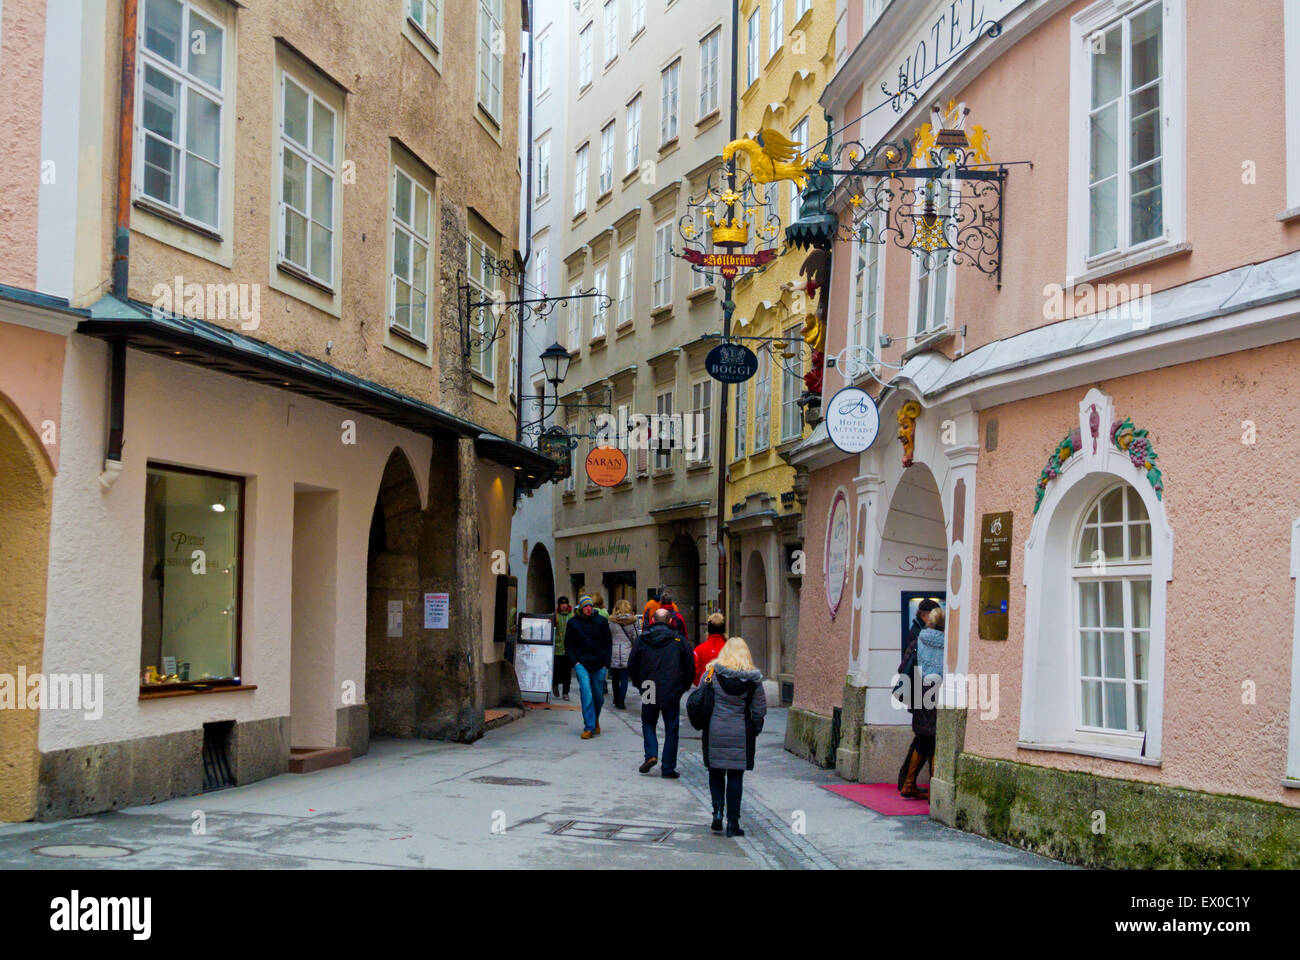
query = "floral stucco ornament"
(1034, 416, 1163, 512)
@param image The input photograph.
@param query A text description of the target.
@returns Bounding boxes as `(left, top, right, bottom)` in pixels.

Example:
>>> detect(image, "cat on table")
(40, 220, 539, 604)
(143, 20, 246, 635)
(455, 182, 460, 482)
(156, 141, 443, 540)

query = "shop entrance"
(602, 570, 637, 614)
(660, 533, 701, 643)
(525, 542, 556, 614)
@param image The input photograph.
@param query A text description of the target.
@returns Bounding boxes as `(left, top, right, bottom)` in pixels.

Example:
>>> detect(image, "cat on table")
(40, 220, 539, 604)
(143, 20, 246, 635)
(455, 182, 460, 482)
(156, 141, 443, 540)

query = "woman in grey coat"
(607, 599, 638, 709)
(699, 637, 767, 837)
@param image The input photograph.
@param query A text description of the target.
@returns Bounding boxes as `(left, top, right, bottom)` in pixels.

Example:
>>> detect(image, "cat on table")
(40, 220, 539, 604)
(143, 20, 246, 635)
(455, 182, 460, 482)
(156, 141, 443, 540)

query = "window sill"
(622, 166, 641, 187)
(631, 26, 645, 45)
(612, 477, 633, 492)
(603, 55, 618, 73)
(388, 325, 430, 351)
(534, 192, 550, 207)
(695, 109, 721, 130)
(1016, 739, 1160, 767)
(470, 370, 495, 390)
(133, 197, 223, 243)
(584, 486, 603, 499)
(651, 467, 675, 482)
(406, 16, 441, 55)
(901, 325, 953, 361)
(476, 103, 501, 131)
(588, 334, 607, 351)
(615, 319, 634, 337)
(650, 304, 673, 323)
(567, 346, 582, 359)
(597, 188, 613, 206)
(277, 260, 336, 296)
(578, 81, 592, 98)
(1070, 241, 1192, 288)
(140, 683, 258, 701)
(658, 137, 679, 158)
(686, 459, 712, 473)
(1282, 777, 1300, 790)
(1277, 206, 1300, 223)
(572, 210, 588, 226)
(561, 490, 577, 502)
(688, 285, 716, 302)
(765, 47, 785, 70)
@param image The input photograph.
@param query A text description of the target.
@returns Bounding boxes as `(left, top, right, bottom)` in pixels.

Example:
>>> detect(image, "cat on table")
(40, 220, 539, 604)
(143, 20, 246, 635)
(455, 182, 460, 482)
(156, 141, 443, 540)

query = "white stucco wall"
(40, 335, 431, 751)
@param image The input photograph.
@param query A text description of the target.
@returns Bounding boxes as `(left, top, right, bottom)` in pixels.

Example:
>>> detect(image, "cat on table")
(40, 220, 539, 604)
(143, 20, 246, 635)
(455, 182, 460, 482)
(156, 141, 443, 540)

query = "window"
(535, 245, 549, 299)
(768, 0, 783, 59)
(631, 0, 646, 36)
(617, 245, 635, 325)
(390, 166, 432, 343)
(849, 224, 882, 366)
(691, 205, 713, 291)
(564, 415, 578, 492)
(796, 0, 811, 17)
(536, 138, 551, 198)
(746, 10, 760, 87)
(599, 122, 615, 194)
(789, 116, 809, 224)
(592, 264, 609, 338)
(1073, 485, 1152, 735)
(655, 389, 674, 470)
(753, 348, 771, 452)
(733, 380, 747, 459)
(781, 324, 803, 440)
(477, 0, 504, 120)
(279, 73, 337, 286)
(699, 28, 720, 118)
(535, 30, 551, 98)
(1070, 0, 1184, 275)
(467, 228, 501, 381)
(141, 465, 242, 685)
(573, 143, 589, 216)
(661, 59, 680, 144)
(625, 96, 642, 175)
(910, 182, 955, 335)
(691, 379, 712, 462)
(137, 0, 226, 230)
(865, 0, 888, 30)
(579, 23, 593, 87)
(604, 0, 618, 64)
(567, 281, 583, 349)
(653, 221, 674, 307)
(409, 0, 441, 46)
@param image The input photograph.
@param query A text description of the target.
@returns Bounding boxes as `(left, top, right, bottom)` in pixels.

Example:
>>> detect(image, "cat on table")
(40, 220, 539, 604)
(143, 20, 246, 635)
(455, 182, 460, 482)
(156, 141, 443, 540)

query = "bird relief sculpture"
(722, 129, 813, 189)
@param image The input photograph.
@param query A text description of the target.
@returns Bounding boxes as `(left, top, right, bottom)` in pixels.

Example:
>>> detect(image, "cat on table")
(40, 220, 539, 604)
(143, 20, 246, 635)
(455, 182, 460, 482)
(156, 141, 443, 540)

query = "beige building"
(0, 0, 551, 822)
(551, 0, 734, 634)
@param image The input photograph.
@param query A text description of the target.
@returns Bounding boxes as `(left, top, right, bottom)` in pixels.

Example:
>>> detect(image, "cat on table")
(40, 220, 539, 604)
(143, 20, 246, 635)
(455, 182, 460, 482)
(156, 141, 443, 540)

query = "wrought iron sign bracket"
(456, 269, 612, 359)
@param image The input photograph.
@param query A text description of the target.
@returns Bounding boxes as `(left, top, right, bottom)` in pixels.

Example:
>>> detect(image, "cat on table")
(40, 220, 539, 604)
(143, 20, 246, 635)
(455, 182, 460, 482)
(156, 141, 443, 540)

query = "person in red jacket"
(693, 612, 727, 686)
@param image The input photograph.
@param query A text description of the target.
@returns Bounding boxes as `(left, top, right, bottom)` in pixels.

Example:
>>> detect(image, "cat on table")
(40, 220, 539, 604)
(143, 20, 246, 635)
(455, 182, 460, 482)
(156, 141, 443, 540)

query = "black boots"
(725, 820, 744, 837)
(711, 807, 723, 832)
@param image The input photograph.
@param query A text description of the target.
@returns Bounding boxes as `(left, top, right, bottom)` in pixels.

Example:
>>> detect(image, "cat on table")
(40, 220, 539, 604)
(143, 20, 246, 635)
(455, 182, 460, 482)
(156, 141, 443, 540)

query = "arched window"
(1072, 485, 1151, 735)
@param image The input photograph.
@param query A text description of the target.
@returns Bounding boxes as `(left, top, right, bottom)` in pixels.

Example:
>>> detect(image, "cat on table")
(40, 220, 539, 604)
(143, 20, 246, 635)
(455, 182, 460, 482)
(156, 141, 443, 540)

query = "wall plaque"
(979, 511, 1012, 576)
(978, 577, 1009, 642)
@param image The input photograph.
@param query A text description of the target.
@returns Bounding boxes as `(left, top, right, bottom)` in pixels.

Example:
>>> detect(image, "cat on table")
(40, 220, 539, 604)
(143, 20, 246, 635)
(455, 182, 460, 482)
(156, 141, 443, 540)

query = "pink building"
(784, 0, 1300, 866)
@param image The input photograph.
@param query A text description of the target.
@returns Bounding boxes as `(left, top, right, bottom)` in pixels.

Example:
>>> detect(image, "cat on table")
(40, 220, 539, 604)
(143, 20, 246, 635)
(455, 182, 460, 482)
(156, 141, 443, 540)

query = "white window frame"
(477, 0, 505, 122)
(625, 95, 642, 175)
(653, 221, 674, 307)
(535, 28, 551, 99)
(1286, 0, 1300, 215)
(1020, 389, 1171, 764)
(768, 0, 783, 60)
(599, 121, 615, 195)
(691, 205, 712, 291)
(655, 388, 674, 471)
(780, 323, 803, 441)
(134, 0, 228, 233)
(631, 0, 646, 37)
(732, 380, 747, 460)
(277, 71, 339, 287)
(567, 281, 583, 350)
(660, 59, 680, 145)
(1066, 0, 1186, 281)
(573, 142, 589, 216)
(389, 164, 433, 344)
(592, 263, 609, 338)
(579, 22, 594, 88)
(908, 180, 956, 337)
(699, 28, 720, 118)
(691, 379, 712, 462)
(604, 0, 618, 65)
(617, 245, 635, 327)
(467, 229, 501, 382)
(408, 0, 442, 48)
(536, 137, 551, 199)
(789, 115, 809, 224)
(795, 0, 811, 18)
(753, 347, 771, 452)
(848, 223, 884, 374)
(534, 245, 549, 299)
(746, 10, 760, 87)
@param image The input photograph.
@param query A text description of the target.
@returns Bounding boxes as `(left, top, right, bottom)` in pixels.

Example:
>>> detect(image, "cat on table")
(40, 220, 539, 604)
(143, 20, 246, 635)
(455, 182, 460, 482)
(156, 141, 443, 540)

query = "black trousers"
(552, 654, 571, 696)
(708, 768, 744, 823)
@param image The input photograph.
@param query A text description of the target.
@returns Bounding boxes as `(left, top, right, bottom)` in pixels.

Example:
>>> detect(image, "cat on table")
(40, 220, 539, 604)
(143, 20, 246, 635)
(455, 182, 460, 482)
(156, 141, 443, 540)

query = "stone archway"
(741, 549, 770, 675)
(661, 533, 701, 643)
(525, 542, 555, 615)
(0, 393, 53, 822)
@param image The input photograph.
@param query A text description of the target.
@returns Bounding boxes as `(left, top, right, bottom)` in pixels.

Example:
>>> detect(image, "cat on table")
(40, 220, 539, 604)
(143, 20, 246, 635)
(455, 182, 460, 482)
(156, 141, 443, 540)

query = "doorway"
(290, 487, 338, 750)
(661, 533, 701, 642)
(602, 570, 637, 614)
(741, 550, 770, 675)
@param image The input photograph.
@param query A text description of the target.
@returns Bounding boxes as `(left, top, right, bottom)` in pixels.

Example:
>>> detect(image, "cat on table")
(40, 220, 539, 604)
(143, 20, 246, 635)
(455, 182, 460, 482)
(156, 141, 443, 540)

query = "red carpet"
(822, 782, 931, 816)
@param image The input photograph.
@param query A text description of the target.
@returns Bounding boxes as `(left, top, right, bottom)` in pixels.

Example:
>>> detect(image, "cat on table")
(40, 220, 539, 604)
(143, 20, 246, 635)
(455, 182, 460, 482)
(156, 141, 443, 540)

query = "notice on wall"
(386, 600, 403, 638)
(424, 592, 449, 630)
(979, 512, 1013, 576)
(978, 577, 1010, 642)
(515, 642, 555, 695)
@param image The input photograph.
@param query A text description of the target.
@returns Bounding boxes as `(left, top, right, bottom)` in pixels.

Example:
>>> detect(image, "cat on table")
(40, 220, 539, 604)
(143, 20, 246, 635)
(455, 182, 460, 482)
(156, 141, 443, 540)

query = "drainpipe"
(102, 0, 138, 490)
(518, 0, 534, 443)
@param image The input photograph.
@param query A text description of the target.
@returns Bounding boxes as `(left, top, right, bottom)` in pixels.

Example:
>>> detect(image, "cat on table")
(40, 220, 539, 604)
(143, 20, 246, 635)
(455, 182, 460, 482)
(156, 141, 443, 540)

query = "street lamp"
(540, 342, 570, 386)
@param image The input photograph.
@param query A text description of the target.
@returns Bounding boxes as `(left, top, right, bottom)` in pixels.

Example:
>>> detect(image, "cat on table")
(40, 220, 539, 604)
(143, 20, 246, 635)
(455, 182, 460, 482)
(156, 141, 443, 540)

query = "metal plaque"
(979, 511, 1012, 576)
(977, 577, 1010, 642)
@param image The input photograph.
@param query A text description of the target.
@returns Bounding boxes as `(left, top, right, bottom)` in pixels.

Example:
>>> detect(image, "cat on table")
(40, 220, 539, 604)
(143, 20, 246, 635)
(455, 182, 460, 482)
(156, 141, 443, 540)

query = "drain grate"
(32, 844, 134, 859)
(551, 820, 675, 843)
(470, 775, 550, 786)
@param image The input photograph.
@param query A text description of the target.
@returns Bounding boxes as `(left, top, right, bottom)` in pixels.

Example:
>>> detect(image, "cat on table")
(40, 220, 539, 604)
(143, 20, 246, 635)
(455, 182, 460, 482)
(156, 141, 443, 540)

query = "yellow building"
(724, 0, 834, 702)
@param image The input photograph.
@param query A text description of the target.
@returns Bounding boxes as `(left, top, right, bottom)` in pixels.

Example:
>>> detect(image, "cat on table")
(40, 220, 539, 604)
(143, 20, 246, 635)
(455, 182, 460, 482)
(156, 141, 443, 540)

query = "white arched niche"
(1018, 390, 1172, 764)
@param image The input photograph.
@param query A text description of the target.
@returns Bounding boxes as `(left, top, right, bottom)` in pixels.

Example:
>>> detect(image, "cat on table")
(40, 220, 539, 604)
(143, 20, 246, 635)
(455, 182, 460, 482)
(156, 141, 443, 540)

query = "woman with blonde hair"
(691, 636, 767, 836)
(608, 598, 638, 709)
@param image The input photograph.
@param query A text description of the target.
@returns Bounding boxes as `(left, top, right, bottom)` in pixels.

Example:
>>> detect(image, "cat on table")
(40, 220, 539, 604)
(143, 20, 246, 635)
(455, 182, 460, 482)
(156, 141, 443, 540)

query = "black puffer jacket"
(564, 613, 612, 672)
(702, 664, 767, 770)
(627, 623, 694, 705)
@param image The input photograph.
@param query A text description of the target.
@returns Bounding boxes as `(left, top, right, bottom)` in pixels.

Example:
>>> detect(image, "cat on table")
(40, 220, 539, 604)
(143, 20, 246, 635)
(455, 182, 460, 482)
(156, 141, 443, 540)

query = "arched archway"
(525, 542, 555, 614)
(0, 393, 53, 822)
(741, 549, 770, 675)
(661, 533, 701, 643)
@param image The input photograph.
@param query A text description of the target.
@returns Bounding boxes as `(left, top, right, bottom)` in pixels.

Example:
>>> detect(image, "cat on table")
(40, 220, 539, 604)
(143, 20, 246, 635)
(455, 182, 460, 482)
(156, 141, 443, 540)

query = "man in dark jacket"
(565, 595, 613, 739)
(628, 608, 695, 777)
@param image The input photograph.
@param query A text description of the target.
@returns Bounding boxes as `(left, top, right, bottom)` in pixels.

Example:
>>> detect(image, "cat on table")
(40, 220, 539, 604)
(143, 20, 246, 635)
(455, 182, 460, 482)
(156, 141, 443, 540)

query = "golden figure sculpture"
(722, 129, 812, 190)
(897, 401, 922, 467)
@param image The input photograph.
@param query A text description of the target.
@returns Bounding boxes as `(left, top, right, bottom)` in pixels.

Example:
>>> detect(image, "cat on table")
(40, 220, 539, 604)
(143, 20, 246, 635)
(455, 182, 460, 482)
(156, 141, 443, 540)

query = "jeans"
(709, 768, 744, 823)
(574, 663, 606, 732)
(610, 667, 629, 707)
(640, 700, 680, 773)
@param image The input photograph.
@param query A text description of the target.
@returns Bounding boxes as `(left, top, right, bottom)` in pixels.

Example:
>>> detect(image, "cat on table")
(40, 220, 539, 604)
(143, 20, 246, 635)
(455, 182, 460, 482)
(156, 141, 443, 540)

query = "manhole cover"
(32, 844, 134, 859)
(470, 776, 550, 786)
(551, 820, 675, 843)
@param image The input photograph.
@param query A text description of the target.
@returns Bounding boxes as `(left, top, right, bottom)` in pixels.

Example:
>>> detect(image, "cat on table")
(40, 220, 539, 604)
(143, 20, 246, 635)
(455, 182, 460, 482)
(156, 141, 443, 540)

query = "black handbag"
(892, 643, 918, 709)
(686, 678, 714, 730)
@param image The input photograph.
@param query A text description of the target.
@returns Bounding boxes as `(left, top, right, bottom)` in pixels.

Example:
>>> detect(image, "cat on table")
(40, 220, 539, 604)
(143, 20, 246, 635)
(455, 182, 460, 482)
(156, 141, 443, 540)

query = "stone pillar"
(929, 706, 967, 826)
(836, 471, 881, 781)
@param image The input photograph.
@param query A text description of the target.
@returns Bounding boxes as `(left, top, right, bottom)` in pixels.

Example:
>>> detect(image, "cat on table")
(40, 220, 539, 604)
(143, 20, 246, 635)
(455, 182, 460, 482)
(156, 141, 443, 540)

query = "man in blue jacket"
(565, 595, 612, 739)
